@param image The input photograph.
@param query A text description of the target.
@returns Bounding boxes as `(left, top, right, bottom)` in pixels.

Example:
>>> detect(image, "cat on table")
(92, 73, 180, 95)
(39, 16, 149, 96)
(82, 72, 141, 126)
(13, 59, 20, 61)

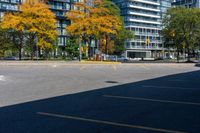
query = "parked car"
(117, 56, 129, 62)
(4, 56, 18, 60)
(107, 55, 117, 61)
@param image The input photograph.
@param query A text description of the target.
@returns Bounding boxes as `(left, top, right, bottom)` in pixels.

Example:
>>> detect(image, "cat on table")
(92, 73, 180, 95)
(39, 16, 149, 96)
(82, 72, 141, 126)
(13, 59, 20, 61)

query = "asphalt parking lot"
(0, 62, 200, 133)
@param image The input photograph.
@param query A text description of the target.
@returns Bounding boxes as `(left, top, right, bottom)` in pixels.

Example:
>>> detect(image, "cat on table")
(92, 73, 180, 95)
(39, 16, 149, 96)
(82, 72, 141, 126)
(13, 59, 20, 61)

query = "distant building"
(0, 0, 22, 18)
(172, 0, 200, 8)
(112, 0, 171, 59)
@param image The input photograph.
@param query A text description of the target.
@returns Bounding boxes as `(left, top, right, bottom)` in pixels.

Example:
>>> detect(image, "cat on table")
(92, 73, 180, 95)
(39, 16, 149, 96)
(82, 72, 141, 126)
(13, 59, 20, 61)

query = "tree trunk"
(31, 45, 34, 60)
(78, 37, 82, 61)
(18, 32, 24, 60)
(19, 44, 22, 60)
(185, 38, 190, 62)
(177, 46, 179, 63)
(88, 37, 91, 59)
(30, 34, 36, 60)
(19, 37, 23, 60)
(38, 47, 41, 58)
(187, 47, 190, 62)
(105, 34, 108, 56)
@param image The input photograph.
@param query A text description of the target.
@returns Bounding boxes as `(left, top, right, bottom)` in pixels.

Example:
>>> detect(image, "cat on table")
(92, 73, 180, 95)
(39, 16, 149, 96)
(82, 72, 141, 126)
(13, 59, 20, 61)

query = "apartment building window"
(0, 0, 9, 2)
(11, 0, 20, 3)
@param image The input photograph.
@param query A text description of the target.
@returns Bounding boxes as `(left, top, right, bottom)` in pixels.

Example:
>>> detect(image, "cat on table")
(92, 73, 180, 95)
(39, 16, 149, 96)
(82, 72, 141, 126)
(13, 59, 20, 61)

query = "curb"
(80, 60, 121, 64)
(0, 60, 121, 66)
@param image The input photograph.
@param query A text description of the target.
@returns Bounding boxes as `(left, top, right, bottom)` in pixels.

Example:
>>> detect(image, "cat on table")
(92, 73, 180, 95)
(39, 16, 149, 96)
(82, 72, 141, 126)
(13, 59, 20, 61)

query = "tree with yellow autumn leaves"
(1, 0, 57, 60)
(66, 0, 129, 59)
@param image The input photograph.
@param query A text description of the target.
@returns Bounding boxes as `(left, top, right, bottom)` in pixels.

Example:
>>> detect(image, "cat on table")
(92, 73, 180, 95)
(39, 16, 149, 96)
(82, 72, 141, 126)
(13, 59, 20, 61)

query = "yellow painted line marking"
(37, 112, 186, 133)
(143, 85, 199, 90)
(103, 95, 200, 106)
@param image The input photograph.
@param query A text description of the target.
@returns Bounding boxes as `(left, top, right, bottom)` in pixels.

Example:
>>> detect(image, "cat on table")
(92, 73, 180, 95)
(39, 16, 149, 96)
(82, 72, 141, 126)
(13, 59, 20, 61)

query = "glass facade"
(48, 0, 72, 46)
(0, 0, 22, 19)
(113, 0, 171, 59)
(172, 0, 200, 8)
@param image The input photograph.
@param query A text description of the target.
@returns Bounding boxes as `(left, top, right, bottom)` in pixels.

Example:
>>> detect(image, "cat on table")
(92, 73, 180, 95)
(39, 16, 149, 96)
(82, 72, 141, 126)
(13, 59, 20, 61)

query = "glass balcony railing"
(126, 45, 163, 49)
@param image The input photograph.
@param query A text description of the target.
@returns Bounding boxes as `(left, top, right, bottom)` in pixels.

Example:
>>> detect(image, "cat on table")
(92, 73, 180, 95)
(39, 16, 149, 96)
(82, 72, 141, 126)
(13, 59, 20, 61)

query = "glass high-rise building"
(172, 0, 200, 8)
(113, 0, 171, 59)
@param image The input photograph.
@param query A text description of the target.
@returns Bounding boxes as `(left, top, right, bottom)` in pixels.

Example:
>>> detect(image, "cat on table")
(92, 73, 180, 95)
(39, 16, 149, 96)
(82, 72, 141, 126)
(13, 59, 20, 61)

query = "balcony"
(128, 18, 161, 25)
(128, 4, 160, 12)
(134, 32, 160, 37)
(128, 11, 160, 18)
(132, 0, 160, 6)
(126, 25, 161, 30)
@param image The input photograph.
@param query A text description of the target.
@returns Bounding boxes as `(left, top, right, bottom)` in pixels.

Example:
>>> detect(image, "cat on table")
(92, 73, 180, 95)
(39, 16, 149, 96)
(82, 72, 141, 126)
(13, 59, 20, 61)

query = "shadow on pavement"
(0, 70, 200, 133)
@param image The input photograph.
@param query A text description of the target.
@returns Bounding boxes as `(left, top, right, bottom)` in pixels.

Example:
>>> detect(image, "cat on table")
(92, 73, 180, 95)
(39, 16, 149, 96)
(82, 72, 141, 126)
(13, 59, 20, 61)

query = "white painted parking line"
(143, 85, 199, 90)
(103, 95, 200, 106)
(168, 79, 187, 82)
(37, 112, 186, 133)
(0, 75, 5, 81)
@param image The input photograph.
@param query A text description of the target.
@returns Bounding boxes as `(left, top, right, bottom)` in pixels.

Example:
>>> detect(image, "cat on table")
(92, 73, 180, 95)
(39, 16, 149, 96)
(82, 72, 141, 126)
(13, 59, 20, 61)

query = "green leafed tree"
(0, 28, 13, 58)
(114, 28, 134, 55)
(163, 7, 200, 62)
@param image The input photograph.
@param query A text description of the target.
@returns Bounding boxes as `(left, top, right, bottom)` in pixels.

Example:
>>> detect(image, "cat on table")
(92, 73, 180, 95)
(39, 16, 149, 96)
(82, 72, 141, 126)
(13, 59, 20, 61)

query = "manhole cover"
(105, 81, 119, 84)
